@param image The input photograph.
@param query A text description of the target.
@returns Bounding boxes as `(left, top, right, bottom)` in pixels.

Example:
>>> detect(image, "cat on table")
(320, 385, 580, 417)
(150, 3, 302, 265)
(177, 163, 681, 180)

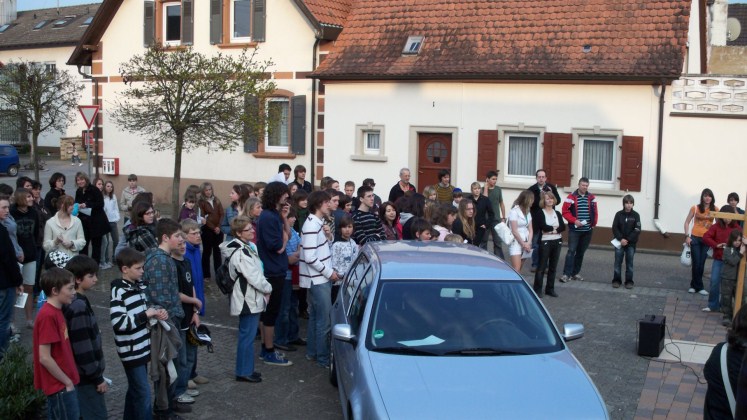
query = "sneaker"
(702, 307, 711, 312)
(317, 362, 330, 369)
(304, 354, 316, 362)
(612, 282, 621, 289)
(78, 163, 83, 166)
(173, 403, 192, 413)
(571, 274, 584, 281)
(263, 351, 293, 366)
(289, 338, 307, 346)
(624, 282, 634, 289)
(176, 394, 195, 404)
(698, 289, 709, 296)
(192, 375, 209, 385)
(559, 275, 570, 283)
(9, 333, 20, 343)
(688, 288, 696, 293)
(188, 380, 197, 390)
(185, 389, 200, 397)
(274, 343, 297, 352)
(235, 373, 262, 383)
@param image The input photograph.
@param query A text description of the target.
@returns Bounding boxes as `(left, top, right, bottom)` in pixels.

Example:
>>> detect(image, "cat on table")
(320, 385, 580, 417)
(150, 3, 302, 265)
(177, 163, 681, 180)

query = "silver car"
(330, 241, 608, 419)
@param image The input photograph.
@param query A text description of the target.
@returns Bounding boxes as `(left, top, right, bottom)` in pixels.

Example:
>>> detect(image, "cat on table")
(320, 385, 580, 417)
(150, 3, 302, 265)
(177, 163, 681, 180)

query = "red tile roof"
(302, 0, 353, 28)
(312, 0, 692, 81)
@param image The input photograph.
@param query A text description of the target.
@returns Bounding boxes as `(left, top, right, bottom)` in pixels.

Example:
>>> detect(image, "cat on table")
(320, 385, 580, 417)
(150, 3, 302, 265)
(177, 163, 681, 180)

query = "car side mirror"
(562, 323, 584, 341)
(332, 323, 357, 345)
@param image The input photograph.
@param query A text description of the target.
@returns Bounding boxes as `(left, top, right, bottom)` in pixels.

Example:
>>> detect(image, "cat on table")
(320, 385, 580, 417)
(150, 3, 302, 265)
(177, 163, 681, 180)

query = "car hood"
(368, 350, 607, 419)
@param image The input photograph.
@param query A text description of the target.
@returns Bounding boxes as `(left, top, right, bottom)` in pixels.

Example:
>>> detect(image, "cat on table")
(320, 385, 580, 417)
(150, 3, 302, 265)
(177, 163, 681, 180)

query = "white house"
(0, 0, 99, 148)
(311, 0, 746, 251)
(66, 0, 351, 203)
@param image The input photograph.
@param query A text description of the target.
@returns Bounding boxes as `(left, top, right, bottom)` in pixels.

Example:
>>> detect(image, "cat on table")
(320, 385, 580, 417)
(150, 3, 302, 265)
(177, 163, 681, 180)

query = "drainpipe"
(310, 38, 320, 187)
(653, 79, 668, 237)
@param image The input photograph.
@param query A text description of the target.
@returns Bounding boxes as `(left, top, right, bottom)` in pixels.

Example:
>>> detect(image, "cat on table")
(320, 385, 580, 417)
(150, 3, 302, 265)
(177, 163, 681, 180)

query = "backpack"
(215, 248, 241, 295)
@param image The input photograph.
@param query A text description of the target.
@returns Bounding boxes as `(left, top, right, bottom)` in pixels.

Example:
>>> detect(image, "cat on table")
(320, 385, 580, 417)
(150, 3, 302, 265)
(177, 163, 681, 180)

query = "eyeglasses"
(144, 210, 155, 215)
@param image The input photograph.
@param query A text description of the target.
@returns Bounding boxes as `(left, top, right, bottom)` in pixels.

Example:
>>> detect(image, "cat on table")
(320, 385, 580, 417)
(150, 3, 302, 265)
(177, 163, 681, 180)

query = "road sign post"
(78, 105, 100, 178)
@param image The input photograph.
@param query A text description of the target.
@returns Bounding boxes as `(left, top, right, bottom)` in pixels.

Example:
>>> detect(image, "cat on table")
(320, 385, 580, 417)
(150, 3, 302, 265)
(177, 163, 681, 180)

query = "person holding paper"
(533, 191, 565, 298)
(611, 195, 641, 289)
(508, 190, 534, 272)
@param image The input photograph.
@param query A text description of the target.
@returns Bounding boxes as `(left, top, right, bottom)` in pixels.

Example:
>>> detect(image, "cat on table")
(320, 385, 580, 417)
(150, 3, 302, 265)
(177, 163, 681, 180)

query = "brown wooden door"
(417, 133, 452, 192)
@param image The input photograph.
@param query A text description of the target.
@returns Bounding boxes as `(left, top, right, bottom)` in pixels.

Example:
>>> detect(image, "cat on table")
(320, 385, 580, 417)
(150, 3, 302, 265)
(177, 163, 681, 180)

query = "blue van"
(0, 144, 20, 176)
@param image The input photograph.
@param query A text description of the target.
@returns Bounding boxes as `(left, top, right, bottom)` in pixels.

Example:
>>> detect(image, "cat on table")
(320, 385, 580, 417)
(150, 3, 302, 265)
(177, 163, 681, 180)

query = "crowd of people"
(0, 161, 745, 419)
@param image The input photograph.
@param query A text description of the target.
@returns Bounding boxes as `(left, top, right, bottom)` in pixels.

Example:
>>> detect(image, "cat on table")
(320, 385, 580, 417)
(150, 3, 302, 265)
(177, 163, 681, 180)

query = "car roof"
(364, 241, 523, 281)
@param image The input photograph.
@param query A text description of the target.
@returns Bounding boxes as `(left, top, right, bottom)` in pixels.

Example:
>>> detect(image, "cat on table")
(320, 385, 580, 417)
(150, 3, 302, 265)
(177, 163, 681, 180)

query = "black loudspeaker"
(638, 315, 666, 357)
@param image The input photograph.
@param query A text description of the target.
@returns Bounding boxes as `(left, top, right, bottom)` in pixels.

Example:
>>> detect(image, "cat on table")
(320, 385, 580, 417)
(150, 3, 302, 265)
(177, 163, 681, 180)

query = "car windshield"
(367, 280, 562, 355)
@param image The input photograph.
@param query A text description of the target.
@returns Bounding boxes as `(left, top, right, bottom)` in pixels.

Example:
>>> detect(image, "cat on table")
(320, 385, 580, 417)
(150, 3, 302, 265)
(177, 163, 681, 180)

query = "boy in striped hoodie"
(110, 247, 168, 419)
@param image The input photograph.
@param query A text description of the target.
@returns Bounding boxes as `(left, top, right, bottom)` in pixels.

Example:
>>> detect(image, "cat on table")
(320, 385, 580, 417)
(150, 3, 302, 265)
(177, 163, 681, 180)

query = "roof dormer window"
(81, 16, 93, 26)
(33, 20, 50, 30)
(0, 24, 10, 33)
(53, 17, 75, 28)
(403, 35, 424, 55)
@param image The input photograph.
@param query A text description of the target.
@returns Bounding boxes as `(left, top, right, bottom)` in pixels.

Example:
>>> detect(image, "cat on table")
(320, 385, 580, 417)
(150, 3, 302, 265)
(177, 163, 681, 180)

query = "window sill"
(561, 186, 629, 197)
(215, 42, 258, 49)
(252, 152, 296, 159)
(351, 154, 387, 162)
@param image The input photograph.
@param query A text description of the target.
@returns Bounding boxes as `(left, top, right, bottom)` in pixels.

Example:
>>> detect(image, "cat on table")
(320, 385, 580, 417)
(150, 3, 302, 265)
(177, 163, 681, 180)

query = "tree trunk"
(31, 129, 39, 181)
(172, 133, 184, 219)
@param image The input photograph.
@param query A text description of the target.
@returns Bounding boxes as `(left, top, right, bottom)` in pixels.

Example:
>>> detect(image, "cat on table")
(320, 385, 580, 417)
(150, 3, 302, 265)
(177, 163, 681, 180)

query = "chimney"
(0, 0, 17, 26)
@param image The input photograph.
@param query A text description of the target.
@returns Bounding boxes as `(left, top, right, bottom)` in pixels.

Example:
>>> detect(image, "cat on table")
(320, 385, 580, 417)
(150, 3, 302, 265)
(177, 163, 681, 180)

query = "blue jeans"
(236, 313, 260, 377)
(306, 282, 332, 366)
(563, 229, 593, 277)
(689, 236, 709, 291)
(124, 364, 152, 420)
(175, 329, 197, 397)
(613, 245, 636, 283)
(47, 388, 80, 420)
(76, 383, 107, 420)
(274, 278, 295, 346)
(0, 287, 16, 358)
(708, 259, 724, 310)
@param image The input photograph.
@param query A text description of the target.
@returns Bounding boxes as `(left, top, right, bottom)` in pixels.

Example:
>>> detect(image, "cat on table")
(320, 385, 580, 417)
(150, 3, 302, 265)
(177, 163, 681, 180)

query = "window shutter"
(543, 132, 572, 187)
(252, 0, 266, 42)
(291, 95, 306, 155)
(143, 1, 155, 47)
(209, 0, 222, 45)
(181, 0, 194, 45)
(619, 136, 643, 192)
(476, 130, 498, 180)
(244, 95, 259, 153)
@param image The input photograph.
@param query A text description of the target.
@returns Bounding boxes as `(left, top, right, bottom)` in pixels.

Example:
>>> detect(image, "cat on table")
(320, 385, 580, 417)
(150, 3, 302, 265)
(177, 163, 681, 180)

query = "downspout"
(653, 79, 668, 237)
(310, 38, 320, 187)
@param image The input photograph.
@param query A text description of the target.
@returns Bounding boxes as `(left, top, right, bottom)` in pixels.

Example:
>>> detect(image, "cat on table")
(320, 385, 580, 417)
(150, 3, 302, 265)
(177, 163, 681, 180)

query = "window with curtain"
(164, 3, 181, 45)
(267, 98, 289, 150)
(364, 131, 381, 154)
(507, 135, 538, 177)
(232, 0, 252, 40)
(581, 138, 614, 182)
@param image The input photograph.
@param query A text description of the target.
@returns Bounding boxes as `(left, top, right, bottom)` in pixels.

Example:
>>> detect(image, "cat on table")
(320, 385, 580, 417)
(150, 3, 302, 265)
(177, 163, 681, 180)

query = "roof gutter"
(307, 73, 684, 83)
(652, 79, 669, 237)
(310, 38, 320, 187)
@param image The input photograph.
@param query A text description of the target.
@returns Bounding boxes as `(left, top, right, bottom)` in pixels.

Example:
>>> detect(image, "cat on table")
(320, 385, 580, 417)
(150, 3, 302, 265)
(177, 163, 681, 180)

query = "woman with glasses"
(118, 201, 157, 254)
(221, 216, 272, 383)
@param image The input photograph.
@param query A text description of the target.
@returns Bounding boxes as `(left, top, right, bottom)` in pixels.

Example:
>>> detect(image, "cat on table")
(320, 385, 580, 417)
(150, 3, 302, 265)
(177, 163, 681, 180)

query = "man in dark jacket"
(528, 169, 561, 270)
(561, 177, 598, 282)
(0, 196, 23, 359)
(611, 195, 641, 289)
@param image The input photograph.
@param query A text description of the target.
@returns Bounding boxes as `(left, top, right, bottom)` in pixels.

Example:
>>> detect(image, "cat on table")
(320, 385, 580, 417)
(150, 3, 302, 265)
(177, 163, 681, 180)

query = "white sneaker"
(698, 290, 709, 296)
(687, 288, 695, 293)
(188, 380, 197, 389)
(176, 394, 195, 404)
(702, 307, 711, 312)
(185, 389, 200, 397)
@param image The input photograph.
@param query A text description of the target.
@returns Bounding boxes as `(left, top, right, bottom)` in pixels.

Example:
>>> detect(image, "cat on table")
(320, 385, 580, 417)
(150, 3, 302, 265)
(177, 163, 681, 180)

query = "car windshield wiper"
(443, 347, 530, 356)
(373, 346, 441, 356)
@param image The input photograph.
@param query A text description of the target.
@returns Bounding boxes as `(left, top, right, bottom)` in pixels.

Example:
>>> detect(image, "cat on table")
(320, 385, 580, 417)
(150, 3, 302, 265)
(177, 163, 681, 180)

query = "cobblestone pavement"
(8, 161, 725, 419)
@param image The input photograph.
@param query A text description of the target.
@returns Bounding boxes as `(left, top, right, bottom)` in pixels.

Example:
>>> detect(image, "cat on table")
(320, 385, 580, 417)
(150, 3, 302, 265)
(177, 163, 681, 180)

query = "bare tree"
(112, 45, 278, 217)
(0, 61, 83, 180)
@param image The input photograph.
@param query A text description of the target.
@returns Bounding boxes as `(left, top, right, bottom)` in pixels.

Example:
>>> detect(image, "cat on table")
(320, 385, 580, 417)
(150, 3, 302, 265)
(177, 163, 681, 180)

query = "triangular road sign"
(78, 105, 100, 129)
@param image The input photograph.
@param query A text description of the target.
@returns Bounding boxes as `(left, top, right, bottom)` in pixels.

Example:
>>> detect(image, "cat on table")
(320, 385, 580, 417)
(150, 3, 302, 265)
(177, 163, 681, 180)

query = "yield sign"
(78, 105, 100, 129)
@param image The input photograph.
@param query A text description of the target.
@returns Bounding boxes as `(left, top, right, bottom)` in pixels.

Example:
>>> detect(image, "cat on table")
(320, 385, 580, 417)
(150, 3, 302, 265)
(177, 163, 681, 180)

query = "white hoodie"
(219, 239, 272, 316)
